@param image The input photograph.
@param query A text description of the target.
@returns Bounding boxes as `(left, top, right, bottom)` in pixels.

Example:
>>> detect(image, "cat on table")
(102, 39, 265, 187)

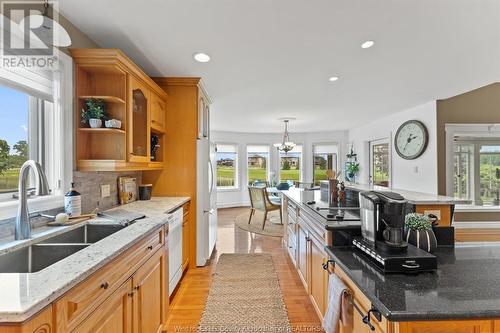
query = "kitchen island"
(281, 187, 487, 333)
(0, 196, 189, 332)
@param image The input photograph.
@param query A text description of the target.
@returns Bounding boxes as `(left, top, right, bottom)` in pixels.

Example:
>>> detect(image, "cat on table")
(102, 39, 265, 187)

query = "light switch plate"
(101, 184, 111, 198)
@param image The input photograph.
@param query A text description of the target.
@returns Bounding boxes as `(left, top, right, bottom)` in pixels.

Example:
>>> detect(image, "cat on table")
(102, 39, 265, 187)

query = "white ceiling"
(60, 0, 500, 133)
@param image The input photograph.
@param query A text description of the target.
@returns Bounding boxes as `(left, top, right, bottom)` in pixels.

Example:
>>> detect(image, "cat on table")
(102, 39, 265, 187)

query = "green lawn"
(217, 166, 236, 187)
(0, 168, 20, 193)
(248, 167, 266, 185)
(280, 169, 300, 182)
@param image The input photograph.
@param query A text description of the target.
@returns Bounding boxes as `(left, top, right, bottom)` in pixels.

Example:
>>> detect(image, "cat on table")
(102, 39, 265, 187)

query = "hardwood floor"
(165, 207, 324, 333)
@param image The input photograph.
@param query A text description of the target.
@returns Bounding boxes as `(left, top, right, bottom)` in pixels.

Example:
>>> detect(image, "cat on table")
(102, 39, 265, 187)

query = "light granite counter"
(343, 182, 470, 205)
(0, 196, 189, 323)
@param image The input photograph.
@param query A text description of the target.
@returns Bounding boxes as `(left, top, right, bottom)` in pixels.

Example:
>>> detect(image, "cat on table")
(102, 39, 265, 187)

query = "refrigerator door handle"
(208, 159, 215, 196)
(203, 209, 215, 214)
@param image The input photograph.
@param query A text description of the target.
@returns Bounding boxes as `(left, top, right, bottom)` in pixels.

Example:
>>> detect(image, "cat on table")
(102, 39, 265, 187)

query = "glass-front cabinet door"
(128, 77, 150, 163)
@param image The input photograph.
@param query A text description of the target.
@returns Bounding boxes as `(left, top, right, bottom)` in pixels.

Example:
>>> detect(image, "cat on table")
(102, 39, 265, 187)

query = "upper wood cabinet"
(151, 92, 166, 133)
(128, 77, 151, 163)
(70, 49, 167, 171)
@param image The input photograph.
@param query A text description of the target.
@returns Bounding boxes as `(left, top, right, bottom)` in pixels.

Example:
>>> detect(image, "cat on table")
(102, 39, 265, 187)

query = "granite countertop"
(0, 196, 189, 322)
(343, 182, 471, 205)
(325, 244, 500, 321)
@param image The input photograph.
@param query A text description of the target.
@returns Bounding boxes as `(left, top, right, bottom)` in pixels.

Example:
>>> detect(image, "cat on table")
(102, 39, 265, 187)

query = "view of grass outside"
(371, 143, 390, 187)
(479, 147, 500, 204)
(313, 153, 336, 185)
(0, 86, 29, 193)
(247, 151, 268, 185)
(216, 145, 238, 188)
(280, 152, 301, 183)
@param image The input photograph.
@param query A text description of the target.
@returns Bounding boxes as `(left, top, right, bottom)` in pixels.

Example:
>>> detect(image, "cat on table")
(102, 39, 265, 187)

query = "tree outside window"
(247, 145, 269, 186)
(216, 144, 238, 189)
(279, 145, 302, 183)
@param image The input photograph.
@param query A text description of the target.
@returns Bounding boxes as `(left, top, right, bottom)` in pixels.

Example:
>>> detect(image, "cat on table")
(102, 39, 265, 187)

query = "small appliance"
(356, 191, 437, 273)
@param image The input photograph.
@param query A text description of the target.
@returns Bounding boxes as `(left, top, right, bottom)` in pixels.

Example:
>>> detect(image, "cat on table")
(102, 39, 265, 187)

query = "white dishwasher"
(168, 207, 183, 296)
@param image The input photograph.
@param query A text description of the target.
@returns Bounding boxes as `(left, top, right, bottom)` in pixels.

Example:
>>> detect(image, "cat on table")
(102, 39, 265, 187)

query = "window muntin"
(279, 145, 302, 183)
(313, 144, 338, 186)
(216, 144, 238, 189)
(247, 145, 269, 186)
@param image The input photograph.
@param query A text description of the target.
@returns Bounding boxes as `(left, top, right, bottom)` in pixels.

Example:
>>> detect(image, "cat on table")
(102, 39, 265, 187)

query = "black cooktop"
(305, 199, 361, 223)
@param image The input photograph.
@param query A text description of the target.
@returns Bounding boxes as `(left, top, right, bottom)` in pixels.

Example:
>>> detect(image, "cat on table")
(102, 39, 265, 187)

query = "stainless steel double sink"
(0, 224, 126, 273)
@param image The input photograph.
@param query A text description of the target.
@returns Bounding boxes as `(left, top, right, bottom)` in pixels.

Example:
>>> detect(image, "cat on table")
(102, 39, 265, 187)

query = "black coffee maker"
(359, 191, 408, 251)
(357, 191, 437, 273)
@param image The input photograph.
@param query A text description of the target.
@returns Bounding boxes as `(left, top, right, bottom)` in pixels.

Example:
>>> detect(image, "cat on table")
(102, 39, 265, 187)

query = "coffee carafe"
(359, 191, 408, 251)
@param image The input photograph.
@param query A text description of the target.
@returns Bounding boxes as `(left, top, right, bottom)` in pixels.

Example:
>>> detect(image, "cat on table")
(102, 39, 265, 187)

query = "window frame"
(369, 138, 391, 188)
(278, 144, 303, 184)
(246, 144, 270, 186)
(312, 143, 338, 186)
(215, 142, 240, 192)
(0, 50, 73, 220)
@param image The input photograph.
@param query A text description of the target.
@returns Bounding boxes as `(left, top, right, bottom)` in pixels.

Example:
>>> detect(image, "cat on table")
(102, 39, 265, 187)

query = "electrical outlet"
(424, 209, 441, 220)
(101, 184, 111, 198)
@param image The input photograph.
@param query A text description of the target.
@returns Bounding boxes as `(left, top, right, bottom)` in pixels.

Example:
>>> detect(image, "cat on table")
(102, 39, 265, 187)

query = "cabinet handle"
(100, 282, 109, 290)
(134, 285, 140, 291)
(147, 245, 153, 250)
(127, 291, 134, 297)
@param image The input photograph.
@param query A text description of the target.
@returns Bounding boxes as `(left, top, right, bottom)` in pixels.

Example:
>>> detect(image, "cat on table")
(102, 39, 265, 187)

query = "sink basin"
(0, 244, 89, 273)
(0, 224, 127, 273)
(40, 224, 126, 244)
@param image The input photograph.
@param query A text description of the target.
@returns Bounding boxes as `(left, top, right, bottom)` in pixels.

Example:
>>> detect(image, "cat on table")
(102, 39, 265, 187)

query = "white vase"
(89, 118, 102, 128)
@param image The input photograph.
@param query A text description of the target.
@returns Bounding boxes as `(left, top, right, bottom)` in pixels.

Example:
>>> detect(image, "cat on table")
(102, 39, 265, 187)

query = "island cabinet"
(70, 48, 168, 171)
(182, 201, 191, 272)
(283, 197, 329, 319)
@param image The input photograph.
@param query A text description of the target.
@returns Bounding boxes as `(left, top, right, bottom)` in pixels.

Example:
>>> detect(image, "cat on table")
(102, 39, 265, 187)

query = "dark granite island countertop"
(325, 244, 500, 321)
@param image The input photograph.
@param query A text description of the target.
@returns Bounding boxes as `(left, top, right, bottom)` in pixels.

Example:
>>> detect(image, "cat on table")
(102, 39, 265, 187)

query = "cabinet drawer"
(55, 227, 164, 331)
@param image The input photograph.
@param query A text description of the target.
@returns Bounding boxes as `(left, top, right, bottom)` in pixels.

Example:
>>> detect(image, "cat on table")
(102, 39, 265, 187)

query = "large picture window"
(247, 145, 269, 186)
(313, 144, 338, 186)
(216, 144, 238, 189)
(279, 145, 302, 183)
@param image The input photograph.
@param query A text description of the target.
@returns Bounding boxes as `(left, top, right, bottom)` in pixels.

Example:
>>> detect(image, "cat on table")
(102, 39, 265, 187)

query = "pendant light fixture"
(274, 119, 296, 154)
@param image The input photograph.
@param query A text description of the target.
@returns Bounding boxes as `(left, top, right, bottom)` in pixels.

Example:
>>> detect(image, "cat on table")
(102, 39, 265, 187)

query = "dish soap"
(64, 182, 81, 218)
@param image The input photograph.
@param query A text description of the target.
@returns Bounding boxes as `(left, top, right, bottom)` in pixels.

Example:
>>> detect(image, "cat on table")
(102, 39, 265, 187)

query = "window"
(313, 144, 338, 186)
(279, 145, 302, 183)
(247, 145, 269, 186)
(216, 144, 238, 189)
(370, 139, 390, 187)
(0, 50, 73, 219)
(453, 136, 500, 205)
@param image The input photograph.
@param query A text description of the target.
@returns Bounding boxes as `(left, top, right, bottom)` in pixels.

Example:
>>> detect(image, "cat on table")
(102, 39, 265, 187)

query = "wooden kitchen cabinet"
(0, 306, 53, 333)
(309, 234, 328, 317)
(132, 248, 167, 333)
(150, 92, 166, 133)
(297, 222, 309, 290)
(72, 280, 133, 333)
(128, 76, 151, 163)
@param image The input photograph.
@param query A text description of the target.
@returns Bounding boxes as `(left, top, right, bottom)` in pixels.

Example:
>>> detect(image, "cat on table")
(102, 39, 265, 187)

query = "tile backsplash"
(73, 171, 143, 213)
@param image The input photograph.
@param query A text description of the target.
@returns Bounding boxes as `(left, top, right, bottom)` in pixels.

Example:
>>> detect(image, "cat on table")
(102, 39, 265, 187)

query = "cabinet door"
(150, 93, 166, 132)
(132, 249, 167, 333)
(310, 235, 328, 318)
(182, 213, 190, 271)
(128, 77, 150, 163)
(297, 223, 309, 290)
(72, 279, 133, 333)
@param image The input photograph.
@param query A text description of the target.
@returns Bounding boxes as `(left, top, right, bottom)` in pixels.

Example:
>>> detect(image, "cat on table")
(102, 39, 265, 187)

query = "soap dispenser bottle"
(64, 182, 81, 217)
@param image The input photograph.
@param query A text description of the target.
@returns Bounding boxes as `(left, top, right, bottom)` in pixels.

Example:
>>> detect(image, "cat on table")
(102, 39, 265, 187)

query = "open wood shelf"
(78, 127, 125, 134)
(78, 95, 126, 104)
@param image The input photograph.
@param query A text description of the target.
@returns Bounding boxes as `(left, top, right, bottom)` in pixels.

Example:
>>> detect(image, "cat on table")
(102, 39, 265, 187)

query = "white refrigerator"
(196, 138, 218, 266)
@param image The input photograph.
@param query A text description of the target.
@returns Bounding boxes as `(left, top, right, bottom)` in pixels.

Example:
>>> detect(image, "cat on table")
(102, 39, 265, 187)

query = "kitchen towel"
(322, 273, 350, 333)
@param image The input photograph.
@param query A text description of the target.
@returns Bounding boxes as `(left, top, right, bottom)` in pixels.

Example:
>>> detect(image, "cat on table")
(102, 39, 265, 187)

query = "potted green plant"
(81, 98, 107, 128)
(404, 213, 437, 253)
(346, 161, 360, 180)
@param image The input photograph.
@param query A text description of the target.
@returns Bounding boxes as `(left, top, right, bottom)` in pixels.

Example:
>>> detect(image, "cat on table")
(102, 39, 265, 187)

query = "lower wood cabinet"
(73, 280, 133, 333)
(296, 222, 309, 290)
(309, 234, 328, 316)
(182, 203, 190, 271)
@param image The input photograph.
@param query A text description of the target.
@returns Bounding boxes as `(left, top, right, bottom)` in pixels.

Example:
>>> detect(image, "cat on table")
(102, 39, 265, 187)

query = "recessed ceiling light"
(328, 76, 339, 82)
(361, 40, 375, 49)
(194, 52, 210, 63)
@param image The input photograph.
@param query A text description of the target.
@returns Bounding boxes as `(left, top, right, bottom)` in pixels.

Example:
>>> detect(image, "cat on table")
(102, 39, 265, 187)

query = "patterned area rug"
(198, 254, 292, 333)
(235, 210, 283, 237)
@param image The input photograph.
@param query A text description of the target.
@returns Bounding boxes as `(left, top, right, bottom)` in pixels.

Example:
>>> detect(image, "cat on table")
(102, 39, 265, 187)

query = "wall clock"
(394, 120, 429, 160)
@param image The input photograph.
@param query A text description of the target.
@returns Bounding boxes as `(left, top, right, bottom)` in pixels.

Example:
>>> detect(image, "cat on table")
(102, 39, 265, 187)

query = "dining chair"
(248, 186, 282, 230)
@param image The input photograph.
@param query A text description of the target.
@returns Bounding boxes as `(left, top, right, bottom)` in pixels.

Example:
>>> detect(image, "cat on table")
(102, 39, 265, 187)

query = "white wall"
(348, 101, 438, 194)
(212, 130, 348, 207)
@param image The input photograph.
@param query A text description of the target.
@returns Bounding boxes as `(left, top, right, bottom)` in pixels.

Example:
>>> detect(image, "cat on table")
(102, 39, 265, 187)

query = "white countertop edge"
(0, 196, 190, 323)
